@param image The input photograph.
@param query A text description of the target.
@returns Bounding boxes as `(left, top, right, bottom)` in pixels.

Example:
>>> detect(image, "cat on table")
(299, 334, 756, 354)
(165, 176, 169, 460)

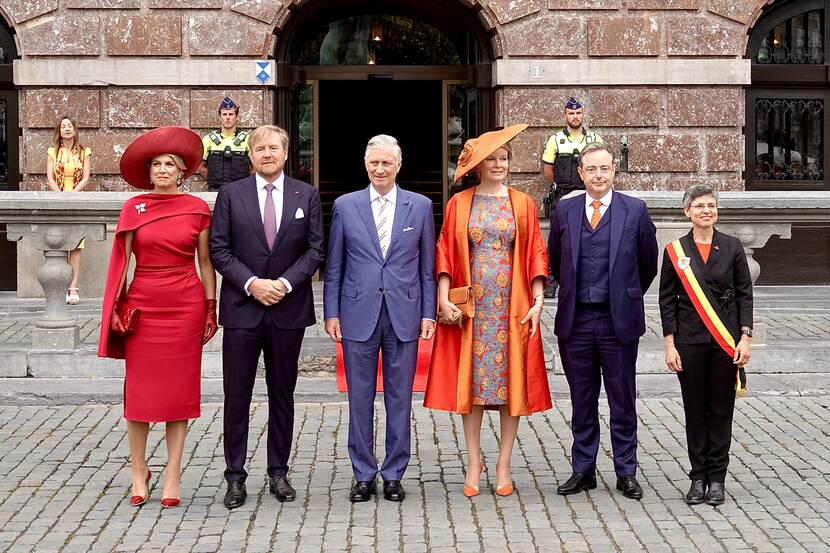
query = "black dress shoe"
(383, 480, 405, 502)
(616, 476, 643, 500)
(349, 480, 377, 503)
(685, 479, 707, 505)
(705, 481, 725, 506)
(223, 481, 247, 510)
(269, 475, 296, 502)
(557, 472, 597, 495)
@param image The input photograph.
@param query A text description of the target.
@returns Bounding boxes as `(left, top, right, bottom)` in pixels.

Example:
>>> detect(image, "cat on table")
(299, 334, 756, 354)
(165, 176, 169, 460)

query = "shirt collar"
(369, 184, 398, 205)
(585, 189, 613, 207)
(256, 172, 284, 192)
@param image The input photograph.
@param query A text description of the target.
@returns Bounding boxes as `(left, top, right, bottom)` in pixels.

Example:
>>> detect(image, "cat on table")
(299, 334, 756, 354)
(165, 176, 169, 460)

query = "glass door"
(0, 89, 18, 290)
(444, 81, 477, 202)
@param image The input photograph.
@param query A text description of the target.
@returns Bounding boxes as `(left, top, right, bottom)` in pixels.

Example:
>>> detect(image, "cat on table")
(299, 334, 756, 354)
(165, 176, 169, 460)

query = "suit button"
(379, 288, 384, 294)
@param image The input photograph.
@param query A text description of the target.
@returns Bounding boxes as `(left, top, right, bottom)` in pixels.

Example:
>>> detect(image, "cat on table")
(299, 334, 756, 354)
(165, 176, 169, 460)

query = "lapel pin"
(135, 203, 147, 214)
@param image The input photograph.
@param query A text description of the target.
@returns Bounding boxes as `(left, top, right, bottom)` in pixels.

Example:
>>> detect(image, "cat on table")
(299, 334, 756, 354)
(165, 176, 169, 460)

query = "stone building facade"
(0, 0, 827, 287)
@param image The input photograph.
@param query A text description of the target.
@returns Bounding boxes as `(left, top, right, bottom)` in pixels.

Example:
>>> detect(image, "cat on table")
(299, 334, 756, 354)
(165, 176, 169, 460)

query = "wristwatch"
(741, 328, 753, 338)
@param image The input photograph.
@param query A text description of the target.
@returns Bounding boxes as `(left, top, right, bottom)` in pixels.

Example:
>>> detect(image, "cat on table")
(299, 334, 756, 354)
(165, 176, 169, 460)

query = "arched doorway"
(0, 17, 19, 291)
(273, 0, 494, 236)
(747, 0, 830, 284)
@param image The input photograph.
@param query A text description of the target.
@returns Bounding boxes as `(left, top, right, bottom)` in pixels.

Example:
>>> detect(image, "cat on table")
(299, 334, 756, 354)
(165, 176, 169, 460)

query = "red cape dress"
(99, 193, 211, 422)
(424, 187, 552, 417)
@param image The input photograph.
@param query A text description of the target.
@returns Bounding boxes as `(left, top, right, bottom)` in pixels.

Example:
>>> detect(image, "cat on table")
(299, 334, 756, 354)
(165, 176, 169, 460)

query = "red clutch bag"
(112, 300, 141, 336)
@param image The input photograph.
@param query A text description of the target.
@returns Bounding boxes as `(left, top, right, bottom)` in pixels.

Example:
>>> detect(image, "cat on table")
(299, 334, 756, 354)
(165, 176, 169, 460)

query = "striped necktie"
(375, 196, 389, 258)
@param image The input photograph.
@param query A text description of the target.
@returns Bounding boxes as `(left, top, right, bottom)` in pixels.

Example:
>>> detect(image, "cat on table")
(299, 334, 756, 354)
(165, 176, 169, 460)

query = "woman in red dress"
(99, 127, 218, 508)
(424, 125, 551, 498)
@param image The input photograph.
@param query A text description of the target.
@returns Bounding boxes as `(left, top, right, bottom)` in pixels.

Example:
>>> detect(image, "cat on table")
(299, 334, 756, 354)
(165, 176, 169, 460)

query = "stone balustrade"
(1, 190, 830, 352)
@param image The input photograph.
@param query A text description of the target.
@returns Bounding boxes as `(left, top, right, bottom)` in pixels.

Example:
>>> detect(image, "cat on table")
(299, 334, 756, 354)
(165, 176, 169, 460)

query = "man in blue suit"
(210, 125, 324, 509)
(323, 134, 436, 503)
(548, 143, 658, 500)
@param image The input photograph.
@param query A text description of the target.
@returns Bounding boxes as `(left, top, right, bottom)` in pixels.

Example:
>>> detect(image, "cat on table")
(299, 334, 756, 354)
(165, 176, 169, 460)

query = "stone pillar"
(716, 223, 792, 284)
(6, 223, 106, 350)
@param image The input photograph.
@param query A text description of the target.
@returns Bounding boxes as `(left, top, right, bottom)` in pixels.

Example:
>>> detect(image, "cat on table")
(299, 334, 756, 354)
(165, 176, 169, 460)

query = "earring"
(176, 176, 182, 186)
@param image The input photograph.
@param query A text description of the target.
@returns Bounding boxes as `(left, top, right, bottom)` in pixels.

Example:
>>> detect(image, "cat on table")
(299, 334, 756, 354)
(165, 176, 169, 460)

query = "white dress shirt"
(244, 172, 292, 295)
(369, 184, 397, 257)
(585, 189, 613, 223)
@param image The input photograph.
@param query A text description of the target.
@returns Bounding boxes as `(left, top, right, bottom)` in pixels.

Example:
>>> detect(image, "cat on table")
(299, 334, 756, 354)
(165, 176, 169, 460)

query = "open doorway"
(317, 79, 443, 235)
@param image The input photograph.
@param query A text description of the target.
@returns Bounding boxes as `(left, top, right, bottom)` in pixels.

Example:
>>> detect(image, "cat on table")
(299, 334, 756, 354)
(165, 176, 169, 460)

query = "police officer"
(542, 97, 604, 212)
(541, 97, 603, 297)
(197, 97, 252, 190)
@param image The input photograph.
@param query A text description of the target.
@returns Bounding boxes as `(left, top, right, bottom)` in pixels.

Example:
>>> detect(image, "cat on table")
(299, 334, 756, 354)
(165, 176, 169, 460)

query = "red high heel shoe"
(129, 469, 151, 507)
(161, 497, 180, 508)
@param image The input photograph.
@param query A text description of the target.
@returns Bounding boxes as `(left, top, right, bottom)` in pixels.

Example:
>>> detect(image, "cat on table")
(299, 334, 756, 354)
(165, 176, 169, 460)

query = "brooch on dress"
(135, 203, 147, 215)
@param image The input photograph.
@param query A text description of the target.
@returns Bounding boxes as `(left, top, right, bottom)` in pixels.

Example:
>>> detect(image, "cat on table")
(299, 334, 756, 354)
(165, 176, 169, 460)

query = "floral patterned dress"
(469, 194, 515, 405)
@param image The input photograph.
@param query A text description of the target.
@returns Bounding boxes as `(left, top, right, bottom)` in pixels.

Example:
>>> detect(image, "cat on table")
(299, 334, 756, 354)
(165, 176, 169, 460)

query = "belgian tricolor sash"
(666, 238, 747, 396)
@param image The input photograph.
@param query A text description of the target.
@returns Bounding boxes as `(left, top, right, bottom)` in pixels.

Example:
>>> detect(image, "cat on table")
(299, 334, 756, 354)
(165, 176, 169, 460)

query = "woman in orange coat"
(424, 125, 551, 497)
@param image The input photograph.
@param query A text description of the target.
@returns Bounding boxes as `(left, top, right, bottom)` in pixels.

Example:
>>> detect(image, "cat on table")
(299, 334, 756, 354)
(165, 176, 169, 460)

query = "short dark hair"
(682, 184, 719, 209)
(579, 143, 616, 166)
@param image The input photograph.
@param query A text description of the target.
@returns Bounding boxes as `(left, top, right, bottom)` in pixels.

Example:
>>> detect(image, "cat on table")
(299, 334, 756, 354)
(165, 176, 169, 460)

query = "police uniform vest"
(546, 129, 600, 192)
(205, 130, 251, 190)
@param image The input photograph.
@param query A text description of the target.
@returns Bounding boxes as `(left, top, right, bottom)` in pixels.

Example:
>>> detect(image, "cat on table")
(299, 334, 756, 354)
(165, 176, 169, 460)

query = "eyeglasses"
(582, 166, 614, 176)
(690, 203, 718, 211)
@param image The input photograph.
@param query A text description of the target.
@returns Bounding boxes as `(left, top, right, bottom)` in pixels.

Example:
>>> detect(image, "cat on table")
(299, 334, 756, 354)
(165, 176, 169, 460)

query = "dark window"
(295, 15, 463, 66)
(746, 0, 830, 190)
(755, 9, 824, 64)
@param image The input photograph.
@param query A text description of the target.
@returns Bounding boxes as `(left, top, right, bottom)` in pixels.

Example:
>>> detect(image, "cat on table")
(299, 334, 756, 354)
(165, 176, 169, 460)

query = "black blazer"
(658, 228, 753, 344)
(210, 174, 324, 329)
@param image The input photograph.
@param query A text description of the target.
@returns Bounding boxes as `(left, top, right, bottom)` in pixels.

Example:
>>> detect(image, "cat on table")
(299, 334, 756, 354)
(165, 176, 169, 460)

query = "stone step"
(2, 337, 827, 378)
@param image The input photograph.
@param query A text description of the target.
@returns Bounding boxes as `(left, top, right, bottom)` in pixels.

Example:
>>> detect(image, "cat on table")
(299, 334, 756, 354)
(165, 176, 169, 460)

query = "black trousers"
(676, 342, 737, 483)
(222, 313, 304, 482)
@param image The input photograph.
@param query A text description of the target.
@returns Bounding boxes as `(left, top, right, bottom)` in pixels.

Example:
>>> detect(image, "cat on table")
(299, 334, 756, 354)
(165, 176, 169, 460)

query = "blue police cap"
(565, 97, 583, 110)
(219, 97, 238, 111)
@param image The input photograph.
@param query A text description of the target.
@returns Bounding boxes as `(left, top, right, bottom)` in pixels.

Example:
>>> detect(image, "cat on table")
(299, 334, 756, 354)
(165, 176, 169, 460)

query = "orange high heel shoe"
(463, 460, 484, 498)
(129, 469, 151, 506)
(495, 483, 514, 497)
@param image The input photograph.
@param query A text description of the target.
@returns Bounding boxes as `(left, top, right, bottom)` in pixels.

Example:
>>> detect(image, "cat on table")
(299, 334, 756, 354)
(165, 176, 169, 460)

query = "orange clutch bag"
(448, 286, 475, 320)
(112, 300, 141, 336)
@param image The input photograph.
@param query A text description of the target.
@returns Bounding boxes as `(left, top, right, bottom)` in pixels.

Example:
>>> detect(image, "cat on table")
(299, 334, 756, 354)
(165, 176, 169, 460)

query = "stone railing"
(2, 190, 830, 351)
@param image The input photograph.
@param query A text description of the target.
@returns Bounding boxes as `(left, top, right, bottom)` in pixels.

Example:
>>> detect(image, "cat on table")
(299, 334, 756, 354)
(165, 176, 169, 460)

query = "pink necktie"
(264, 183, 277, 249)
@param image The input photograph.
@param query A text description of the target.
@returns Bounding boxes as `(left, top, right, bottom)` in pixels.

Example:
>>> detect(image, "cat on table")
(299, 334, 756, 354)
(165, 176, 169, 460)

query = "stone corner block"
(588, 16, 660, 57)
(106, 14, 182, 56)
(19, 15, 101, 56)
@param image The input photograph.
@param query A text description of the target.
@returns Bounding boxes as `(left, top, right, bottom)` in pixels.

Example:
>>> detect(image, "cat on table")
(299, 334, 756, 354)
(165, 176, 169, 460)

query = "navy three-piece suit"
(549, 191, 658, 476)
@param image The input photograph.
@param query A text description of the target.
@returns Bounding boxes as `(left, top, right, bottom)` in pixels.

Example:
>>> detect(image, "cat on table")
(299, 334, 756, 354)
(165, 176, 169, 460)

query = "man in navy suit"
(548, 143, 658, 500)
(210, 125, 324, 509)
(323, 134, 436, 503)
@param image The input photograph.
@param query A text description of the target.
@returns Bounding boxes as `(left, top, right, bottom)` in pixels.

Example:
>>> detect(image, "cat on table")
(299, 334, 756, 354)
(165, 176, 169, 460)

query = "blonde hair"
(147, 154, 187, 184)
(249, 125, 289, 150)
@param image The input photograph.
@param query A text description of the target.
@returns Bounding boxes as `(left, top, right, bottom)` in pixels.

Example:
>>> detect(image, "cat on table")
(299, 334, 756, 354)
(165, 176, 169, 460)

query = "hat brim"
(454, 124, 528, 182)
(119, 127, 204, 190)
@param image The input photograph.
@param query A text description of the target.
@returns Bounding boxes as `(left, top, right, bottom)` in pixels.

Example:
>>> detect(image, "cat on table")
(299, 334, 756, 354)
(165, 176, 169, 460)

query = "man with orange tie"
(547, 143, 658, 501)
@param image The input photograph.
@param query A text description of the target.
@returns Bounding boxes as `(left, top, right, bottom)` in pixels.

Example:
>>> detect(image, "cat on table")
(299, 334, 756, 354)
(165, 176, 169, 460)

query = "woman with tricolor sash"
(658, 184, 753, 507)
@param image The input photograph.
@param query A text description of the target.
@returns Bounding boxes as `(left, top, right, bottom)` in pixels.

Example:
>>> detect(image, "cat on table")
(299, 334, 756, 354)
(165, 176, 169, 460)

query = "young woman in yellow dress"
(46, 116, 92, 305)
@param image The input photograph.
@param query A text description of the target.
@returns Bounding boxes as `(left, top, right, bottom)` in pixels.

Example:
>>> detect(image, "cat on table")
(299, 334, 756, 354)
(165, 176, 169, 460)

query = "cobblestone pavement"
(2, 304, 829, 346)
(1, 399, 829, 553)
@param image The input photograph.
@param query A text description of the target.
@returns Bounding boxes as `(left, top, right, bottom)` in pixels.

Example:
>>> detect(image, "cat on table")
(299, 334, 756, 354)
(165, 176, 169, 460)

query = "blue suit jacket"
(209, 174, 324, 329)
(549, 191, 658, 343)
(323, 185, 437, 342)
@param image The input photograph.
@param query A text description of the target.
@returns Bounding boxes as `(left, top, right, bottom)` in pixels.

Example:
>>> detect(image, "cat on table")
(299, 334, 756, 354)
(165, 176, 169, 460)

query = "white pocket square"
(403, 226, 414, 232)
(294, 208, 304, 219)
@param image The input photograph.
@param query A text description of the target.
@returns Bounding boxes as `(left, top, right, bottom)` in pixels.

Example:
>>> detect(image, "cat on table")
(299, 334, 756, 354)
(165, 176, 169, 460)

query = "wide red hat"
(119, 126, 203, 190)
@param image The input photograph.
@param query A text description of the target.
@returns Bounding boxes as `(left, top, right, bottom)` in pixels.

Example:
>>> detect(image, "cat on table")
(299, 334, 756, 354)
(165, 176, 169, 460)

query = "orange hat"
(453, 124, 528, 182)
(119, 126, 203, 190)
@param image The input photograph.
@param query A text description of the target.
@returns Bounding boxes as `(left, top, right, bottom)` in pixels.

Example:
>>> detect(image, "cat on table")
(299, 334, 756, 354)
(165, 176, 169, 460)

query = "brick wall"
(1, 0, 771, 192)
